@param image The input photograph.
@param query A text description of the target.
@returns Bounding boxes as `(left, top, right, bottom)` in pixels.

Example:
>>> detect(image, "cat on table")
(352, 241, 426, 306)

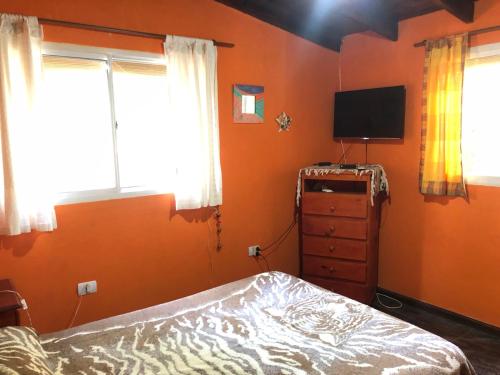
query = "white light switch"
(77, 280, 97, 296)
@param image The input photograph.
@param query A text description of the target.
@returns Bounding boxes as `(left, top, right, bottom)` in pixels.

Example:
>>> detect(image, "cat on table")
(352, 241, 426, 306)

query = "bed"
(0, 272, 475, 374)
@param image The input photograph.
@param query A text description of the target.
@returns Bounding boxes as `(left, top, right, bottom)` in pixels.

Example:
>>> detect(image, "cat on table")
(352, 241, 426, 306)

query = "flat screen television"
(334, 85, 405, 139)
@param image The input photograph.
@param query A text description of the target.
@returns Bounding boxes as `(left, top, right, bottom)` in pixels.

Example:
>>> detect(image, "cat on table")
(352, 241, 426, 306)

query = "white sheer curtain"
(0, 14, 57, 235)
(164, 35, 222, 210)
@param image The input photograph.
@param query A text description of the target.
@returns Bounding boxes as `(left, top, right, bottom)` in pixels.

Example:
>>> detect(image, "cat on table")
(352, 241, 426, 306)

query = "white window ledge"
(55, 187, 172, 206)
(465, 176, 500, 187)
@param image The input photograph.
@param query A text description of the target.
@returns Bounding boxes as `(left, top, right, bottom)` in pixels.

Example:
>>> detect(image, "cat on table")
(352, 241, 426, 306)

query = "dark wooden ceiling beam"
(215, 0, 343, 51)
(215, 0, 470, 51)
(337, 0, 399, 41)
(433, 0, 475, 23)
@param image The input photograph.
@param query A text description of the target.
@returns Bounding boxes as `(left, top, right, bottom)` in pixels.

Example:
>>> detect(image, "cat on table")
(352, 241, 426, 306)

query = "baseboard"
(376, 287, 500, 337)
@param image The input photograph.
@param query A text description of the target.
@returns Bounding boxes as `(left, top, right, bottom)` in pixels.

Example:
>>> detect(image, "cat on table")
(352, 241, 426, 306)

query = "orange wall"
(341, 0, 500, 327)
(0, 0, 340, 333)
(2, 0, 499, 332)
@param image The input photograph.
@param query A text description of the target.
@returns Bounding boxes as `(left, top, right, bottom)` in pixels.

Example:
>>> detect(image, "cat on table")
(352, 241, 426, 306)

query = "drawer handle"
(325, 226, 335, 236)
(321, 265, 335, 273)
(330, 206, 336, 212)
(329, 245, 336, 252)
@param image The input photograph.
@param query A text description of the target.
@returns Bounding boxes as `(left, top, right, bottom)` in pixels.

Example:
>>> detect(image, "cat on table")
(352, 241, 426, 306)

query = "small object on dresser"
(316, 161, 333, 166)
(0, 279, 22, 328)
(339, 163, 358, 169)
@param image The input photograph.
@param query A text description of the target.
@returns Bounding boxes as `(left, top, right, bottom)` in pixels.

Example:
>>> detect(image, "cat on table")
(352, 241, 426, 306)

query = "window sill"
(465, 176, 500, 187)
(55, 187, 173, 206)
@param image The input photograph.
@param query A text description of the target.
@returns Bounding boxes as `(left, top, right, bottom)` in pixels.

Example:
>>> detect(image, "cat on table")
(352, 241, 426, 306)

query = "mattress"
(5, 272, 477, 374)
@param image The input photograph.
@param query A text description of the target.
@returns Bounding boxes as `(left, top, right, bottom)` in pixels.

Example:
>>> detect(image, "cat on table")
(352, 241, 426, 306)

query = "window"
(41, 43, 173, 204)
(462, 43, 500, 187)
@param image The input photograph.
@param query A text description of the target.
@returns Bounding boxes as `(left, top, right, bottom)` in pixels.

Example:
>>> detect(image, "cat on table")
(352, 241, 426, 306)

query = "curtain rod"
(38, 18, 235, 48)
(414, 25, 500, 47)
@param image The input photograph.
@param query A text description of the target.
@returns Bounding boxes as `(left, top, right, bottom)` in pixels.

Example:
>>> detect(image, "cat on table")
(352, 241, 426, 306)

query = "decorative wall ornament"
(275, 112, 292, 132)
(233, 84, 264, 123)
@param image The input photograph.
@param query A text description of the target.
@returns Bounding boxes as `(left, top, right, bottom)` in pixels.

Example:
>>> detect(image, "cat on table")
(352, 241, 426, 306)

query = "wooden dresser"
(0, 279, 21, 328)
(299, 168, 385, 304)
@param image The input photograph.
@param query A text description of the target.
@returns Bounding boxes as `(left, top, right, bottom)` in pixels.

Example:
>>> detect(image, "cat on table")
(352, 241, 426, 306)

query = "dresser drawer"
(302, 216, 367, 240)
(302, 235, 367, 261)
(303, 256, 366, 283)
(302, 193, 367, 218)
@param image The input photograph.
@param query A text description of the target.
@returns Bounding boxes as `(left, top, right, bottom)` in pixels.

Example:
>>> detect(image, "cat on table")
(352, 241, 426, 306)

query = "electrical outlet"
(248, 245, 261, 257)
(77, 280, 97, 296)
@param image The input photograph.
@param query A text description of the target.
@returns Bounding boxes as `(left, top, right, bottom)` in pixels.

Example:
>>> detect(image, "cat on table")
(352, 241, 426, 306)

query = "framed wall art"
(233, 84, 264, 123)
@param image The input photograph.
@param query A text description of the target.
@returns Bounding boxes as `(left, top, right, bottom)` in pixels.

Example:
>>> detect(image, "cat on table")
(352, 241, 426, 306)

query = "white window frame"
(462, 42, 500, 187)
(467, 42, 500, 60)
(42, 42, 171, 205)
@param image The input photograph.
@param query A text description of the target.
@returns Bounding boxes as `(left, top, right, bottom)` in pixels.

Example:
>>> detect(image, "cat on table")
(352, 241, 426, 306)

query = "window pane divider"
(105, 54, 122, 191)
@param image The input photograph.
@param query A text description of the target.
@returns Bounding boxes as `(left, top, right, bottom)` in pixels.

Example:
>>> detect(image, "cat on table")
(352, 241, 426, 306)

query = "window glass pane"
(42, 55, 116, 192)
(462, 57, 500, 180)
(112, 60, 173, 189)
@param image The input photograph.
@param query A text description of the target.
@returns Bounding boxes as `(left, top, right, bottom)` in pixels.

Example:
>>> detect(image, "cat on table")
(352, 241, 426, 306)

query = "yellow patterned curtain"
(420, 34, 468, 197)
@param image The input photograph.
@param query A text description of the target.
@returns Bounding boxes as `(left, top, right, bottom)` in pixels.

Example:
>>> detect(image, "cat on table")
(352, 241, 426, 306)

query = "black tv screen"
(334, 85, 405, 139)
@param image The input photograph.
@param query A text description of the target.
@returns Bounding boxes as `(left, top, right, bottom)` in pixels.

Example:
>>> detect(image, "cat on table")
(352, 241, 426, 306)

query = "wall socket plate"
(248, 245, 261, 257)
(77, 280, 97, 296)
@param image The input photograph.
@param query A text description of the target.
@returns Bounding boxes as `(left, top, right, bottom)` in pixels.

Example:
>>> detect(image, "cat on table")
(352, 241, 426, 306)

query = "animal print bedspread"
(40, 272, 475, 374)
